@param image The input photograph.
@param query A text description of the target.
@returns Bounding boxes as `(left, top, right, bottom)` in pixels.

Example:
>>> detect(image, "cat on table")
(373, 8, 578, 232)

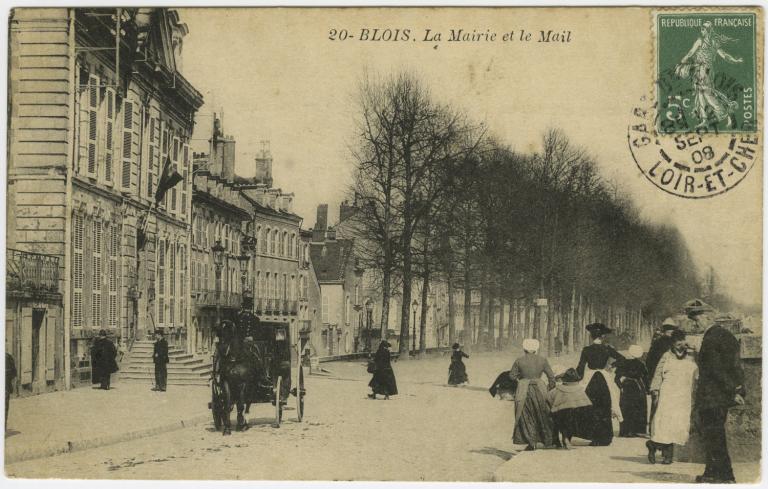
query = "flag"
(136, 209, 150, 251)
(154, 155, 183, 205)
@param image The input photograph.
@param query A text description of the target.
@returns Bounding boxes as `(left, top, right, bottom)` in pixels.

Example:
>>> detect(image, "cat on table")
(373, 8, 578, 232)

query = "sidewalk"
(5, 380, 211, 464)
(493, 436, 761, 483)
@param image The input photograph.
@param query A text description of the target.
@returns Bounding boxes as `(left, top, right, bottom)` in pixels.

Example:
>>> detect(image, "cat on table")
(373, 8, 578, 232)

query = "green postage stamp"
(656, 12, 757, 134)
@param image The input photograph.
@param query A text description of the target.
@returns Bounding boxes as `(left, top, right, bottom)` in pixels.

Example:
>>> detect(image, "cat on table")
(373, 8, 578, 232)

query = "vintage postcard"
(4, 5, 763, 484)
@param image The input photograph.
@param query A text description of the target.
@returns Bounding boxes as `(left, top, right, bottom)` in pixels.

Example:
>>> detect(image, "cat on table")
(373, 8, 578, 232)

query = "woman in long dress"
(576, 323, 624, 446)
(448, 343, 469, 385)
(647, 330, 698, 464)
(368, 341, 398, 400)
(616, 344, 649, 437)
(510, 339, 556, 451)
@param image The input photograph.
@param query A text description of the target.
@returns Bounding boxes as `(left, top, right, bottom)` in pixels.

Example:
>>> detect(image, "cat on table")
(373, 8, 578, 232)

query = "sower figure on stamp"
(153, 330, 169, 392)
(685, 299, 745, 484)
(675, 21, 743, 129)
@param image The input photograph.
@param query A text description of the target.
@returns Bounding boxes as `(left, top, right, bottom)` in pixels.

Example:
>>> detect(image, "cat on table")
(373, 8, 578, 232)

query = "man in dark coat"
(685, 299, 745, 484)
(153, 330, 170, 391)
(91, 330, 118, 390)
(6, 353, 17, 429)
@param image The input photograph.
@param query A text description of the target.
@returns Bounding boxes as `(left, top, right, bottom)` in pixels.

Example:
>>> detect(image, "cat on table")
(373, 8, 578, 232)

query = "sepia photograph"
(3, 3, 764, 484)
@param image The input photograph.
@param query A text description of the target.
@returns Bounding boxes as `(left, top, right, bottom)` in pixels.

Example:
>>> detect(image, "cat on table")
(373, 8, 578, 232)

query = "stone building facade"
(7, 8, 203, 390)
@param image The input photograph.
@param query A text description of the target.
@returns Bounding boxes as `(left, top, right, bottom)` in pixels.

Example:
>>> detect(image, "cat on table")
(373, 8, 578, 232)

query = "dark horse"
(213, 320, 258, 436)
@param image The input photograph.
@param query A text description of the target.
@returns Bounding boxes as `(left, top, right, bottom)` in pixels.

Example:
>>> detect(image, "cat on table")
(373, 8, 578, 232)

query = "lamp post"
(365, 298, 373, 352)
(237, 251, 250, 306)
(212, 239, 225, 334)
(411, 299, 418, 357)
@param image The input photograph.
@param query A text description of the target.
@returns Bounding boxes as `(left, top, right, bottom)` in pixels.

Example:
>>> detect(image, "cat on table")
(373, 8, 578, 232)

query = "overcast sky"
(178, 7, 762, 306)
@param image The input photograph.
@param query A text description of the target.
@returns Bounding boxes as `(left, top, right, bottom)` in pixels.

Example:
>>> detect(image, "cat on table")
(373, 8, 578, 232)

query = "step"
(127, 358, 208, 368)
(119, 372, 211, 381)
(119, 378, 210, 386)
(122, 365, 211, 374)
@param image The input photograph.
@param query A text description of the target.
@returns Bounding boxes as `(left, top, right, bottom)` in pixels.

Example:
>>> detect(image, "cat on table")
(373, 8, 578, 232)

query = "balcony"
(7, 249, 60, 295)
(193, 289, 242, 309)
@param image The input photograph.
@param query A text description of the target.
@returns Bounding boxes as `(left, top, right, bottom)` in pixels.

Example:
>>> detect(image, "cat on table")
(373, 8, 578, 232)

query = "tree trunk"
(498, 297, 506, 349)
(546, 298, 554, 356)
(568, 284, 576, 354)
(399, 242, 413, 358)
(479, 274, 487, 347)
(380, 270, 392, 340)
(419, 269, 429, 356)
(448, 276, 456, 345)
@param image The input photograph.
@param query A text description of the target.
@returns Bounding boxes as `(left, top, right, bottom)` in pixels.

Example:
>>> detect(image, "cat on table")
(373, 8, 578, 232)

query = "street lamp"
(411, 299, 418, 356)
(237, 252, 250, 299)
(212, 239, 226, 338)
(365, 298, 373, 352)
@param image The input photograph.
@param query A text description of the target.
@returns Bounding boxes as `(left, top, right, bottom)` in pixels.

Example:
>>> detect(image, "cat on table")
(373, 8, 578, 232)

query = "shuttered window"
(91, 220, 103, 327)
(171, 137, 180, 213)
(108, 224, 119, 329)
(179, 246, 186, 326)
(181, 144, 190, 217)
(169, 244, 176, 325)
(147, 115, 159, 198)
(103, 87, 115, 183)
(160, 122, 169, 209)
(72, 213, 84, 328)
(86, 74, 99, 178)
(121, 99, 134, 191)
(158, 240, 165, 325)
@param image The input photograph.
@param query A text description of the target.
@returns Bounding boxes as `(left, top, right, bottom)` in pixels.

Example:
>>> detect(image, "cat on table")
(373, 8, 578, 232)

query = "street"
(5, 349, 760, 482)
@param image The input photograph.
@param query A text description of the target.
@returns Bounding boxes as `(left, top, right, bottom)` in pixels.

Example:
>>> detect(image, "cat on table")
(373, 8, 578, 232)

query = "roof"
(309, 239, 354, 282)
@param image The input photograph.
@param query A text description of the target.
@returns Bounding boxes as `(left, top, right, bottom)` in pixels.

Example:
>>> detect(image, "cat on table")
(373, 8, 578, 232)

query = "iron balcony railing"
(194, 289, 242, 308)
(7, 249, 60, 293)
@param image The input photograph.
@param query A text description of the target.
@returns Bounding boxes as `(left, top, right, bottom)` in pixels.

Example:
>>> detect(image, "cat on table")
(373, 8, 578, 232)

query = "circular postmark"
(628, 92, 759, 199)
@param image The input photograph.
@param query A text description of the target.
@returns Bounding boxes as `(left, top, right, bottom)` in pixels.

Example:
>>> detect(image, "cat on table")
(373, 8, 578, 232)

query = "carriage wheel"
(296, 365, 305, 422)
(274, 376, 283, 428)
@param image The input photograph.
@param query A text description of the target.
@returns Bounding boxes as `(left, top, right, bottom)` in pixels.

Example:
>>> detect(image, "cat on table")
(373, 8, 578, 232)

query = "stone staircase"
(118, 340, 212, 386)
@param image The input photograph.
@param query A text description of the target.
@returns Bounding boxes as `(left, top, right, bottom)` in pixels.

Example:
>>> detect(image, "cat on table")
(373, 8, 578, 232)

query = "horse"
(213, 320, 258, 435)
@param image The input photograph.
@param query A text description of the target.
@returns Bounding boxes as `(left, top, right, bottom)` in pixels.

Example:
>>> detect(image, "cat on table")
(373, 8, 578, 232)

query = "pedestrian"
(6, 352, 17, 430)
(153, 330, 170, 392)
(686, 299, 745, 483)
(509, 338, 556, 451)
(368, 341, 397, 400)
(91, 330, 118, 390)
(448, 343, 469, 385)
(576, 323, 624, 446)
(646, 329, 698, 465)
(646, 318, 678, 381)
(116, 338, 126, 364)
(615, 344, 649, 438)
(548, 367, 593, 449)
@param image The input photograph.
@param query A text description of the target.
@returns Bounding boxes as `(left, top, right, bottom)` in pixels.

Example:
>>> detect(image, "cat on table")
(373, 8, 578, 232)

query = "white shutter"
(45, 308, 57, 381)
(92, 220, 102, 327)
(121, 99, 134, 191)
(104, 88, 116, 184)
(86, 74, 99, 178)
(72, 213, 84, 328)
(21, 307, 33, 384)
(171, 137, 180, 213)
(160, 121, 169, 209)
(158, 240, 165, 325)
(108, 225, 119, 329)
(147, 115, 158, 199)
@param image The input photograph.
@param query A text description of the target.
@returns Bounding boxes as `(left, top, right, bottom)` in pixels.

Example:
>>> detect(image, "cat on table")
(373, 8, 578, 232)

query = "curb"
(6, 413, 211, 465)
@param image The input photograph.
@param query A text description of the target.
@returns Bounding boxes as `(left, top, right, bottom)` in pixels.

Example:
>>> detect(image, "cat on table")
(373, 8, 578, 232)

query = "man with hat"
(90, 330, 118, 390)
(152, 329, 169, 392)
(685, 299, 745, 484)
(646, 317, 678, 391)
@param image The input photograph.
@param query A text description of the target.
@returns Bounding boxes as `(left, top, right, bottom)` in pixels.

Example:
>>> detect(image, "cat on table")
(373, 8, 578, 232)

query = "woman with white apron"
(576, 323, 625, 446)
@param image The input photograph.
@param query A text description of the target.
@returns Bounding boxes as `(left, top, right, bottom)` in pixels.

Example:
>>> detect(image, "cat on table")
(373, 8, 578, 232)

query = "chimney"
(221, 136, 236, 182)
(313, 204, 328, 242)
(339, 200, 356, 223)
(254, 140, 273, 186)
(326, 226, 336, 241)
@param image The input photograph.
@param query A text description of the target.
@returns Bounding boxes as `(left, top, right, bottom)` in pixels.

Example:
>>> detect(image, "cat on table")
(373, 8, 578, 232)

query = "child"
(547, 368, 594, 448)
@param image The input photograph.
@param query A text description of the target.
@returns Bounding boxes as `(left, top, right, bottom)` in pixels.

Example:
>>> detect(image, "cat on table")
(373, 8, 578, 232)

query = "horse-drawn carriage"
(209, 315, 307, 434)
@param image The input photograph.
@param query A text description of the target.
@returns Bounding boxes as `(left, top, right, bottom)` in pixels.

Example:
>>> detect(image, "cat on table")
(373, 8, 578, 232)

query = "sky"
(177, 7, 762, 306)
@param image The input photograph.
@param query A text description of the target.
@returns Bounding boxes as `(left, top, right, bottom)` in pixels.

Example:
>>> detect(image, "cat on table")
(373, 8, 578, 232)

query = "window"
(121, 98, 136, 191)
(171, 137, 180, 213)
(158, 240, 165, 325)
(103, 87, 116, 183)
(91, 220, 103, 327)
(72, 213, 84, 328)
(147, 113, 160, 198)
(85, 74, 99, 178)
(181, 144, 190, 217)
(265, 228, 271, 254)
(255, 271, 261, 298)
(282, 274, 287, 300)
(169, 244, 176, 325)
(345, 295, 350, 324)
(322, 294, 329, 324)
(108, 224, 119, 329)
(160, 122, 169, 208)
(301, 276, 308, 300)
(272, 230, 278, 255)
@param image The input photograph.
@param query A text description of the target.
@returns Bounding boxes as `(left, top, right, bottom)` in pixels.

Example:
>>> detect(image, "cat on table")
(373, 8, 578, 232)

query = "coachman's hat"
(98, 329, 107, 337)
(585, 323, 612, 336)
(452, 343, 460, 350)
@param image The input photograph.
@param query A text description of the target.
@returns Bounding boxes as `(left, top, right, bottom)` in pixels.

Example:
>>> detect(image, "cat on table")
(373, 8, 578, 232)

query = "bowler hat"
(452, 343, 460, 350)
(98, 329, 107, 337)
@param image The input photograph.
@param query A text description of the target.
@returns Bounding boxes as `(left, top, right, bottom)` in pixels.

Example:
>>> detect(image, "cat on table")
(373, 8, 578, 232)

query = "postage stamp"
(656, 12, 757, 134)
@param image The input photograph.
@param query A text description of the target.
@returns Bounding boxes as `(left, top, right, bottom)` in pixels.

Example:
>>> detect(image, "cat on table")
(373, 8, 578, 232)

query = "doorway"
(31, 309, 45, 382)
